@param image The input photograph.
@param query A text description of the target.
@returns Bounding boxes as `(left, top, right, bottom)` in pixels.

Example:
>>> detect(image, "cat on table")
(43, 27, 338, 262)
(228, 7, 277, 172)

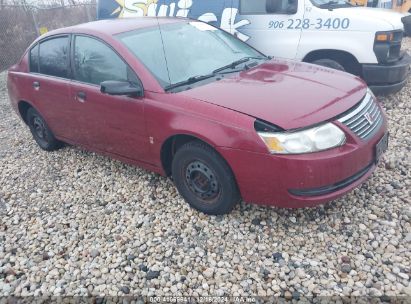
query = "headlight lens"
(258, 123, 346, 154)
(375, 31, 394, 42)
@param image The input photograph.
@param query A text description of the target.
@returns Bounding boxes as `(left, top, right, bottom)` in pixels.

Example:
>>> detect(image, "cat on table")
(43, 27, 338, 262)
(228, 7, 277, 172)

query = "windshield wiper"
(213, 56, 267, 74)
(164, 56, 268, 91)
(165, 74, 216, 91)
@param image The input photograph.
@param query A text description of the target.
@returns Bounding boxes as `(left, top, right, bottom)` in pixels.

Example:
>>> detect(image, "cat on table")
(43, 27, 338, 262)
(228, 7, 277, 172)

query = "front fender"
(144, 92, 268, 168)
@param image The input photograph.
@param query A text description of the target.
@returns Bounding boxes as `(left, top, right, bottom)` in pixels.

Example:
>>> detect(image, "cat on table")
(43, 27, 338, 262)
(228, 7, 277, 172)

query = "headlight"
(258, 123, 346, 154)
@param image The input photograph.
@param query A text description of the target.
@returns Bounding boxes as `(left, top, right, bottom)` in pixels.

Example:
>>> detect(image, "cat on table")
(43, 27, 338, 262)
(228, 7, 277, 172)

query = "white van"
(97, 0, 411, 94)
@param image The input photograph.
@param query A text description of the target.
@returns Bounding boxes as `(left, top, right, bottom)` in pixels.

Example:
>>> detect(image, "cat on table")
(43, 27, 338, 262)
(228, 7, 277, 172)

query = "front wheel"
(27, 107, 62, 151)
(312, 59, 345, 71)
(172, 141, 241, 215)
(403, 15, 411, 36)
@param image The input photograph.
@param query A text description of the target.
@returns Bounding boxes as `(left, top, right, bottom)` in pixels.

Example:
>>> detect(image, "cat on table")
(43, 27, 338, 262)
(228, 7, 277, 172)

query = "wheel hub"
(33, 116, 47, 140)
(185, 161, 219, 200)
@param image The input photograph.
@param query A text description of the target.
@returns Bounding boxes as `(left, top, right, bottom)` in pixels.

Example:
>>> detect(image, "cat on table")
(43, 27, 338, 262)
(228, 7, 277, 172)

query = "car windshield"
(117, 21, 266, 89)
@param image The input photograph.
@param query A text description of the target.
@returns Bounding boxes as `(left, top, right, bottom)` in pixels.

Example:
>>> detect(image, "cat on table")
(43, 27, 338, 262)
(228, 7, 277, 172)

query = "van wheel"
(312, 59, 345, 71)
(172, 141, 241, 215)
(27, 107, 62, 151)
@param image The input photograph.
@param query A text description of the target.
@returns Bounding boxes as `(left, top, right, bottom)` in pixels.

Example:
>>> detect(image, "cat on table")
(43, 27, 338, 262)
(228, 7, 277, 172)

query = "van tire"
(312, 59, 345, 72)
(171, 141, 241, 215)
(403, 15, 411, 36)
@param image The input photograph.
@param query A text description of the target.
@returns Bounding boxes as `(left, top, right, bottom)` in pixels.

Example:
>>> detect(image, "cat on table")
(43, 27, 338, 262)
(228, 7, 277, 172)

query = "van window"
(73, 36, 130, 86)
(29, 44, 39, 73)
(240, 0, 296, 14)
(39, 36, 69, 78)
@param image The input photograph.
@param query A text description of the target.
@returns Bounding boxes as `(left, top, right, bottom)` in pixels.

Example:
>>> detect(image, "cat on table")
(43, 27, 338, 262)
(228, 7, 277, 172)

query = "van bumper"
(362, 52, 411, 95)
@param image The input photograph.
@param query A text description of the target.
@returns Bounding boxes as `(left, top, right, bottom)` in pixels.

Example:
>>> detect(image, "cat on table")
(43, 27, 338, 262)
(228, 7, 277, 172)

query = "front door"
(235, 0, 304, 59)
(69, 35, 149, 162)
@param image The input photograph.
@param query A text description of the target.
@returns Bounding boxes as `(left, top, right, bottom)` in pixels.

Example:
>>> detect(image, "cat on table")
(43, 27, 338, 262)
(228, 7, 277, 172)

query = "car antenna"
(156, 16, 172, 87)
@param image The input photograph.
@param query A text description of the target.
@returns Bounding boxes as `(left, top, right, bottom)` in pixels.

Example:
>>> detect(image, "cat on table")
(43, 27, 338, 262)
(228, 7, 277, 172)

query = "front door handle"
(76, 91, 87, 103)
(32, 81, 40, 90)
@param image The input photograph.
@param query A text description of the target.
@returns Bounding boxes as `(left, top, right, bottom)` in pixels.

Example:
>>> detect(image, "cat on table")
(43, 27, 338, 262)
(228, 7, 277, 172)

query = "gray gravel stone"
(121, 286, 130, 294)
(341, 264, 352, 273)
(146, 271, 160, 280)
(90, 249, 100, 258)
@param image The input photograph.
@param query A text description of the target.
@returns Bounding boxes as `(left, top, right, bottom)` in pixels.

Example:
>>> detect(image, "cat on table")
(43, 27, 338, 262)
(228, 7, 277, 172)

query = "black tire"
(312, 59, 345, 71)
(172, 141, 241, 215)
(403, 15, 411, 37)
(26, 107, 62, 151)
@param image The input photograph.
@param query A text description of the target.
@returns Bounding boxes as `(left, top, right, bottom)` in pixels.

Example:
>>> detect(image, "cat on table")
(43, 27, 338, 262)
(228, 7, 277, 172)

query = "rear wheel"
(26, 107, 62, 151)
(312, 59, 345, 71)
(172, 141, 241, 215)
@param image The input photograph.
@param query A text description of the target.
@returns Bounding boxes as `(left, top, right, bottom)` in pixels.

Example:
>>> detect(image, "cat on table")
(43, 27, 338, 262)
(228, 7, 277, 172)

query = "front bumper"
(218, 110, 387, 209)
(362, 52, 411, 95)
(288, 162, 373, 197)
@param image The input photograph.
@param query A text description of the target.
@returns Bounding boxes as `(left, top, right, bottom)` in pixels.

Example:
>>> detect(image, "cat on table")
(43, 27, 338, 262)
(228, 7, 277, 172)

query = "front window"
(240, 0, 297, 14)
(117, 22, 266, 89)
(73, 35, 138, 86)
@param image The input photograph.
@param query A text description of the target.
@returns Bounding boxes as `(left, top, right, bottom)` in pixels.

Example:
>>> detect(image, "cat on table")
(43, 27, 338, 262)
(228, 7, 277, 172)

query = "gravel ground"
(0, 42, 410, 300)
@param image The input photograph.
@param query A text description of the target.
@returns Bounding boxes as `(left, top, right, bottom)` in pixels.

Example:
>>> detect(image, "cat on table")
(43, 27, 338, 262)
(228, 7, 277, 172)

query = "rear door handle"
(76, 91, 87, 103)
(32, 81, 40, 90)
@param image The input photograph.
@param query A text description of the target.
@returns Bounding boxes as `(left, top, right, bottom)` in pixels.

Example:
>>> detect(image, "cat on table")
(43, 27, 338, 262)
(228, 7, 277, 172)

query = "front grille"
(289, 162, 373, 197)
(392, 31, 403, 43)
(388, 44, 402, 62)
(388, 31, 403, 62)
(338, 93, 383, 140)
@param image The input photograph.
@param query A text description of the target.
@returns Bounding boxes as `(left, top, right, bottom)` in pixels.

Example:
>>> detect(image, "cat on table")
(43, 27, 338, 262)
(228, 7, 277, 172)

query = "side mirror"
(100, 81, 143, 97)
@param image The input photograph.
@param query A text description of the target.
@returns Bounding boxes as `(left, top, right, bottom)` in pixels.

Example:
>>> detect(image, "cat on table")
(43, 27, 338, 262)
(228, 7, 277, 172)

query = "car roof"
(40, 17, 187, 39)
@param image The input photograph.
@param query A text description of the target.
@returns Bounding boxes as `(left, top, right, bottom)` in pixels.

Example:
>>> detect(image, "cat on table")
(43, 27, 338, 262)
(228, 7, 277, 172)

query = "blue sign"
(97, 0, 251, 41)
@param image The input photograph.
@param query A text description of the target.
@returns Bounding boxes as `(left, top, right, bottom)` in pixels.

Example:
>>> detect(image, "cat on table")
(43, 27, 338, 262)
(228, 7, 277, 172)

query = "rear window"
(29, 44, 39, 73)
(39, 36, 69, 78)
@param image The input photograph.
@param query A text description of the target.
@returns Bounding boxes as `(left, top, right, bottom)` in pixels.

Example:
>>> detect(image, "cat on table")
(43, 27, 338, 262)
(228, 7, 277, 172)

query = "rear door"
(235, 0, 304, 59)
(69, 35, 149, 162)
(27, 36, 75, 140)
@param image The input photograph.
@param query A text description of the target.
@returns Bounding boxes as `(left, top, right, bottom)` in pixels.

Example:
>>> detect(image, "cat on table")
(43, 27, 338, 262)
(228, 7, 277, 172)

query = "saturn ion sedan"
(7, 18, 389, 215)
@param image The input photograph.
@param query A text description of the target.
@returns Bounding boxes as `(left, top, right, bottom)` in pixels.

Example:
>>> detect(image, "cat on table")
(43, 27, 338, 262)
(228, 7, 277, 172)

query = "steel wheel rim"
(185, 160, 220, 202)
(33, 116, 47, 140)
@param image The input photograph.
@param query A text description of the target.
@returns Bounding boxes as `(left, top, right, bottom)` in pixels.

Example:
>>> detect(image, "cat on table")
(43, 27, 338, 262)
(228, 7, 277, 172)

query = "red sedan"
(7, 18, 388, 215)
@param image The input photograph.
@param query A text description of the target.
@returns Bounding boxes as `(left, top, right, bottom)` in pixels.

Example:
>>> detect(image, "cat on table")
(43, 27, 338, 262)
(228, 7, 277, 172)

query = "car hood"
(179, 60, 367, 130)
